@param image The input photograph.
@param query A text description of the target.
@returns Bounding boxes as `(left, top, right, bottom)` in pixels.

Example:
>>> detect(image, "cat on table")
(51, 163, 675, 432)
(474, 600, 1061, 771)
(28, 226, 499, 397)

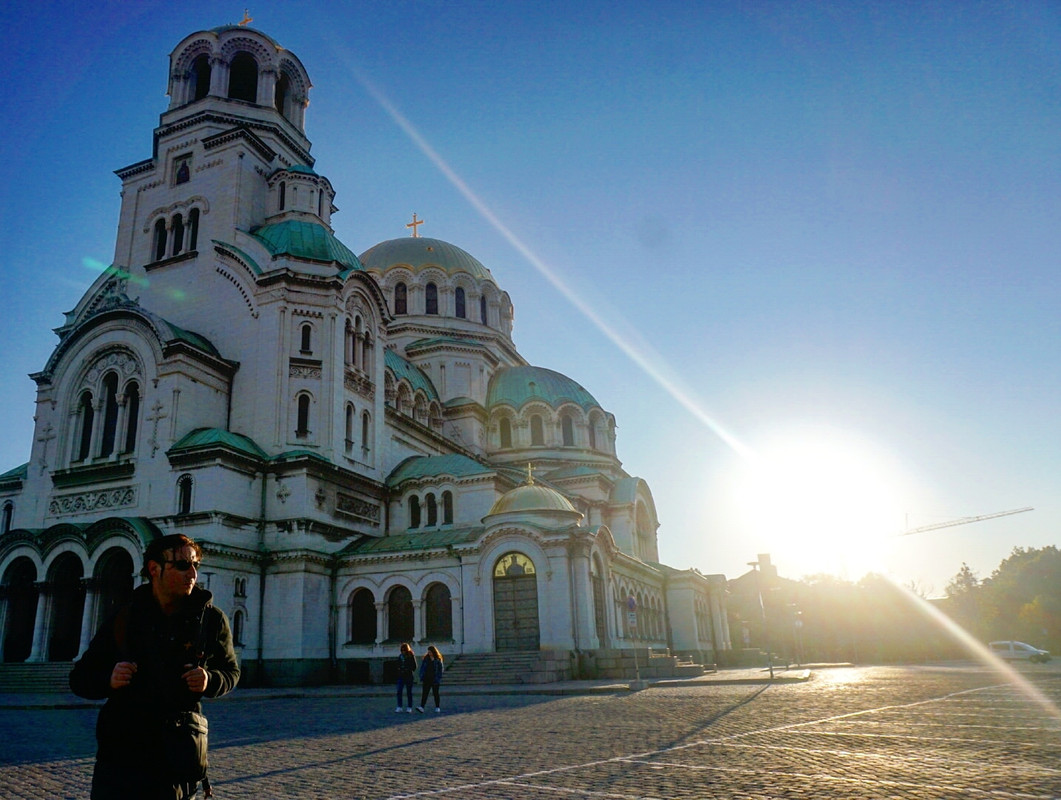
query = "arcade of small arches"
(68, 351, 145, 466)
(149, 207, 202, 264)
(386, 378, 444, 433)
(490, 405, 614, 455)
(344, 581, 455, 647)
(405, 490, 455, 529)
(386, 272, 511, 333)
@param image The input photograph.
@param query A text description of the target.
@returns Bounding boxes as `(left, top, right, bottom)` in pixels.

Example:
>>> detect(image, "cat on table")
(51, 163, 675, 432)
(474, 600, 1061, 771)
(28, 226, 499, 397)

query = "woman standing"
(395, 642, 416, 713)
(417, 646, 444, 713)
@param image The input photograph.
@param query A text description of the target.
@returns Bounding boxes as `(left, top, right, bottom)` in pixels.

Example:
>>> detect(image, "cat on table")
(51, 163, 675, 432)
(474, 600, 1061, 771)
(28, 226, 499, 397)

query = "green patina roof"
(162, 321, 222, 357)
(343, 527, 482, 555)
(0, 463, 28, 481)
(252, 220, 363, 272)
(169, 428, 268, 460)
(545, 465, 606, 481)
(359, 237, 493, 281)
(486, 366, 600, 411)
(272, 449, 332, 465)
(384, 350, 438, 399)
(214, 241, 263, 275)
(611, 476, 643, 504)
(386, 454, 494, 487)
(283, 164, 318, 176)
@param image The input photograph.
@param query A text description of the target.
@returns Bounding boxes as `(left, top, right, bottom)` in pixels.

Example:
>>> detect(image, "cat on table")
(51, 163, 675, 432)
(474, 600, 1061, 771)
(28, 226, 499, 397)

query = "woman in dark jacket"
(395, 642, 417, 712)
(416, 645, 444, 713)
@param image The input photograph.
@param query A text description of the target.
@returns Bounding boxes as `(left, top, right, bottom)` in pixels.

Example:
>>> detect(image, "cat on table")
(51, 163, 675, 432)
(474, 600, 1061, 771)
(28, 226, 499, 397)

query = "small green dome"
(251, 220, 362, 272)
(359, 237, 493, 281)
(488, 483, 577, 515)
(486, 366, 600, 411)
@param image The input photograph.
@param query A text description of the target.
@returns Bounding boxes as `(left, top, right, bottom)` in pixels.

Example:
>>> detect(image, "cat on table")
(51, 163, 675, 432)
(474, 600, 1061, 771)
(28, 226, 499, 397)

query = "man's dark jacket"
(70, 583, 239, 794)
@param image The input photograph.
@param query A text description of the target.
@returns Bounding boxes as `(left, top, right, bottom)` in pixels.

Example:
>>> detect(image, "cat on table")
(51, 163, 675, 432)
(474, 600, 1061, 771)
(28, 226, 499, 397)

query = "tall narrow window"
(174, 156, 191, 185)
(77, 391, 94, 461)
(455, 287, 466, 318)
(228, 52, 258, 102)
(1, 502, 12, 534)
(394, 283, 407, 315)
(318, 187, 324, 217)
(530, 415, 544, 446)
(300, 323, 312, 353)
(177, 475, 193, 515)
(153, 219, 167, 262)
(361, 411, 370, 450)
(100, 374, 120, 457)
(425, 283, 438, 315)
(499, 417, 512, 449)
(171, 214, 184, 256)
(442, 491, 453, 525)
(274, 72, 290, 114)
(426, 493, 437, 527)
(122, 382, 140, 454)
(480, 295, 487, 324)
(561, 414, 574, 447)
(191, 54, 211, 101)
(278, 181, 287, 211)
(188, 208, 200, 251)
(588, 421, 597, 450)
(296, 394, 311, 436)
(232, 610, 245, 646)
(345, 404, 354, 451)
(409, 496, 421, 528)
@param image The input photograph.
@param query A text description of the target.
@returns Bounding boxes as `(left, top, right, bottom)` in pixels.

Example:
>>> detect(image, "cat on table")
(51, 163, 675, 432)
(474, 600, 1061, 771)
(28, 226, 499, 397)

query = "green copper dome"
(486, 366, 600, 411)
(359, 237, 493, 281)
(251, 220, 363, 272)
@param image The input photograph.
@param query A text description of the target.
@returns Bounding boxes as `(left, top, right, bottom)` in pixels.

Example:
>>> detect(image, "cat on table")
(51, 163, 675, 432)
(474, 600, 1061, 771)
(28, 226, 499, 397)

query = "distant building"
(0, 25, 731, 685)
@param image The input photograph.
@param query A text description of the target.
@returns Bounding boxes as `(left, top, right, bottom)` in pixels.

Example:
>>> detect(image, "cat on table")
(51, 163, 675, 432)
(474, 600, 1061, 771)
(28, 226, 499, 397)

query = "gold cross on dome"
(238, 9, 253, 26)
(525, 463, 536, 485)
(406, 213, 424, 238)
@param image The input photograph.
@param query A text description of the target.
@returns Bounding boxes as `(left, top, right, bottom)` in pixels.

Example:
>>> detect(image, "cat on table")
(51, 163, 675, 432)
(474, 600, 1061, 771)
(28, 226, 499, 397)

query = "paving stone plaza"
(1, 664, 1059, 799)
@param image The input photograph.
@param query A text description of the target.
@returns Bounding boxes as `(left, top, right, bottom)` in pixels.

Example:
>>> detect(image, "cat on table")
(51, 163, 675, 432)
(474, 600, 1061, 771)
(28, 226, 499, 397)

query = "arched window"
(455, 287, 466, 318)
(408, 496, 421, 528)
(174, 158, 190, 185)
(99, 373, 120, 458)
(278, 180, 287, 210)
(1, 502, 12, 534)
(345, 404, 354, 451)
(300, 323, 312, 353)
(177, 474, 193, 515)
(232, 610, 245, 646)
(318, 187, 324, 217)
(480, 295, 488, 324)
(530, 415, 544, 446)
(228, 52, 258, 102)
(442, 491, 453, 525)
(561, 414, 574, 447)
(274, 72, 290, 114)
(153, 219, 167, 261)
(588, 421, 597, 450)
(171, 214, 184, 256)
(361, 411, 371, 451)
(296, 394, 311, 436)
(388, 586, 414, 642)
(188, 208, 200, 251)
(349, 588, 376, 644)
(191, 54, 211, 101)
(426, 493, 437, 527)
(122, 382, 140, 454)
(425, 583, 453, 640)
(499, 417, 512, 449)
(77, 390, 94, 461)
(394, 282, 407, 315)
(425, 283, 438, 315)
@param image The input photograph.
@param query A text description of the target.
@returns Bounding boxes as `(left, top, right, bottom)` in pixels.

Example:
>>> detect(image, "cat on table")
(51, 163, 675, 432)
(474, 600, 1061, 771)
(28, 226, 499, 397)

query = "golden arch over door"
(492, 552, 540, 652)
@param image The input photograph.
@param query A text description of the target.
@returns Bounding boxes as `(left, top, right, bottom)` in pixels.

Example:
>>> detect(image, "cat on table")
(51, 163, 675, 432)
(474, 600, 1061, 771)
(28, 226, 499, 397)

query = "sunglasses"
(164, 559, 201, 571)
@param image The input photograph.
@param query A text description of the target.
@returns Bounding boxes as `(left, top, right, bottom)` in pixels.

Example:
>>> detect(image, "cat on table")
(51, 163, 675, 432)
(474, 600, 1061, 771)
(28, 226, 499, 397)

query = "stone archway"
(2, 558, 38, 663)
(95, 547, 135, 627)
(492, 552, 539, 652)
(48, 553, 85, 661)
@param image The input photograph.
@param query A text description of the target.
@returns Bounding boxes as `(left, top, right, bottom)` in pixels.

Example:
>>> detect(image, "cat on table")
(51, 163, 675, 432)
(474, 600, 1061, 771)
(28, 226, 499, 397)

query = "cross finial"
(406, 213, 424, 238)
(238, 9, 253, 26)
(525, 463, 536, 485)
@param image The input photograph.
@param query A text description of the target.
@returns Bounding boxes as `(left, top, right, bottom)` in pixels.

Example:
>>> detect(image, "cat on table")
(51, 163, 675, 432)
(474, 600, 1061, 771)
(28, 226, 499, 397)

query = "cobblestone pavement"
(1, 663, 1059, 799)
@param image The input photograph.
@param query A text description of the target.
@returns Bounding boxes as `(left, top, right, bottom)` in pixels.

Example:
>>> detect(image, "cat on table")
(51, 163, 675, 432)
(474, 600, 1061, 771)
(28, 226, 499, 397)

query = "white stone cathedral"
(0, 25, 730, 686)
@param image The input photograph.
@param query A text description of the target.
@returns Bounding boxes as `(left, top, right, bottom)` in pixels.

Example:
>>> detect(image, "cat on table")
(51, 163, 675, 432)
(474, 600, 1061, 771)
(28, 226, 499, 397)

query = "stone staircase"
(442, 651, 573, 685)
(0, 662, 74, 693)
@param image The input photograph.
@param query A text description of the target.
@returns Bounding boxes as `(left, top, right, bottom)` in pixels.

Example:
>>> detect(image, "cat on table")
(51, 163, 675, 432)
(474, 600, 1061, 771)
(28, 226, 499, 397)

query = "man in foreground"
(70, 533, 240, 799)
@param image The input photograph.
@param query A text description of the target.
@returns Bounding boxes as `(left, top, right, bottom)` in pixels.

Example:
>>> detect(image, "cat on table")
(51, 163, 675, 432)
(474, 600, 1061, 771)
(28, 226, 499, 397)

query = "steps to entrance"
(443, 652, 572, 685)
(0, 662, 74, 693)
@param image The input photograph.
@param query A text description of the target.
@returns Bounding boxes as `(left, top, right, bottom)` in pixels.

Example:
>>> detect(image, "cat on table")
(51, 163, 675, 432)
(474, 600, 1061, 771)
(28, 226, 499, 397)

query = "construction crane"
(897, 507, 1033, 537)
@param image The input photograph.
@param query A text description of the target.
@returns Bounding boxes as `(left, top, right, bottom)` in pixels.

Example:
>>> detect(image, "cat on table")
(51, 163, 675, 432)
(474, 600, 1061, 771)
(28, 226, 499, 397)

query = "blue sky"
(1, 1, 1058, 595)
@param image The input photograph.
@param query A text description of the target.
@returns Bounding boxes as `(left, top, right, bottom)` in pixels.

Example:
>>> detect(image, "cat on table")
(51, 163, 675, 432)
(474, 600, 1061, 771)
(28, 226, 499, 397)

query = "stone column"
(27, 582, 50, 663)
(374, 602, 386, 645)
(77, 578, 99, 658)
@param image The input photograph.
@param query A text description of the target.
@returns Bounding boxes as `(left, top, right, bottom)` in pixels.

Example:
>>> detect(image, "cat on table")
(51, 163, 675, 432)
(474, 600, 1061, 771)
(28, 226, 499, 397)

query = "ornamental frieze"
(48, 486, 137, 516)
(290, 364, 322, 380)
(336, 492, 381, 523)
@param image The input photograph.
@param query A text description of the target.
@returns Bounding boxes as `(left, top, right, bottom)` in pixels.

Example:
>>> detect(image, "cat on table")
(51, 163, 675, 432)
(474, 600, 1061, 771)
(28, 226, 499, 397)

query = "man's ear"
(148, 560, 162, 580)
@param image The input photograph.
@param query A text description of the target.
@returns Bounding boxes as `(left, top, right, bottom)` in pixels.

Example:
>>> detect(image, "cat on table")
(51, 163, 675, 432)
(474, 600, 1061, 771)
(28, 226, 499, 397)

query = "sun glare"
(733, 429, 906, 580)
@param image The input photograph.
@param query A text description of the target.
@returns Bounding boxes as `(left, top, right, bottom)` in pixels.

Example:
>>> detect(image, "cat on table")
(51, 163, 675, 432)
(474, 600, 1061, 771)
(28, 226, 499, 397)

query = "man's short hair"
(141, 533, 202, 579)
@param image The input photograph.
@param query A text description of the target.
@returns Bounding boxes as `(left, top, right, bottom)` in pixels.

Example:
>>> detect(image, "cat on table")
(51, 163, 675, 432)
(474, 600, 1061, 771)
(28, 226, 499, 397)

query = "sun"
(731, 427, 906, 580)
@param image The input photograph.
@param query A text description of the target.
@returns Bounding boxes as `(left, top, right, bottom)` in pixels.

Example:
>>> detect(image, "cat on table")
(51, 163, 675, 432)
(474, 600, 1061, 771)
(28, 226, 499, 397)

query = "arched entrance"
(48, 554, 85, 661)
(95, 547, 135, 625)
(492, 552, 539, 652)
(2, 558, 38, 663)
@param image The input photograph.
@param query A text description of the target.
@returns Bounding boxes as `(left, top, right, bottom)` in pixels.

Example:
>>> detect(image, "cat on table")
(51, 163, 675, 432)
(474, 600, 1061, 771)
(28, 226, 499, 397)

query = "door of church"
(493, 553, 540, 651)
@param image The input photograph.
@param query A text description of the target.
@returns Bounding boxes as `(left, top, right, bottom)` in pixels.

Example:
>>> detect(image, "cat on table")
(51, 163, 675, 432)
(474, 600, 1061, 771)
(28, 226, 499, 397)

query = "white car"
(989, 640, 1052, 663)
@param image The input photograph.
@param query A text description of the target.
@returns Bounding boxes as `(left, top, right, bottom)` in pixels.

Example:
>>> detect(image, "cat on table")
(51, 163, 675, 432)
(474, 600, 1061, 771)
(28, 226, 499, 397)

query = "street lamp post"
(748, 559, 774, 679)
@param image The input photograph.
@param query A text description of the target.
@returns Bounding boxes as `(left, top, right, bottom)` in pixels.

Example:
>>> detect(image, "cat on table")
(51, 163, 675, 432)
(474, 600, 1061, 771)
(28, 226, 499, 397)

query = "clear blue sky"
(1, 1, 1058, 595)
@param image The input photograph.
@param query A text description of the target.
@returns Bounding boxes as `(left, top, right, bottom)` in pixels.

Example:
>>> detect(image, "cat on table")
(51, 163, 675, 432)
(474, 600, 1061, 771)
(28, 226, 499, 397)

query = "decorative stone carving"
(336, 492, 380, 523)
(48, 486, 137, 516)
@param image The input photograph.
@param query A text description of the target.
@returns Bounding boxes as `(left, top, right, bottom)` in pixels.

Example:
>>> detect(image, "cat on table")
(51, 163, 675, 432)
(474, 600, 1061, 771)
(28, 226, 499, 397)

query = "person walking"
(395, 642, 417, 713)
(416, 645, 444, 713)
(69, 533, 240, 800)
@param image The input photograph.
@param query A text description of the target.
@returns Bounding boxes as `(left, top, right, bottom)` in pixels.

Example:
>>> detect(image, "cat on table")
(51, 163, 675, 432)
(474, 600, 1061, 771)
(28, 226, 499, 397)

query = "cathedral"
(0, 25, 731, 686)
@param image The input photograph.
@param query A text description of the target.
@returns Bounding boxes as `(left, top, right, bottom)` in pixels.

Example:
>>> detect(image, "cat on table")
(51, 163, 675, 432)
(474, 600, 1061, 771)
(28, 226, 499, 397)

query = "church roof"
(386, 454, 494, 487)
(384, 350, 438, 399)
(488, 482, 578, 515)
(359, 237, 494, 281)
(342, 527, 482, 555)
(169, 428, 269, 459)
(486, 366, 600, 411)
(251, 220, 363, 272)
